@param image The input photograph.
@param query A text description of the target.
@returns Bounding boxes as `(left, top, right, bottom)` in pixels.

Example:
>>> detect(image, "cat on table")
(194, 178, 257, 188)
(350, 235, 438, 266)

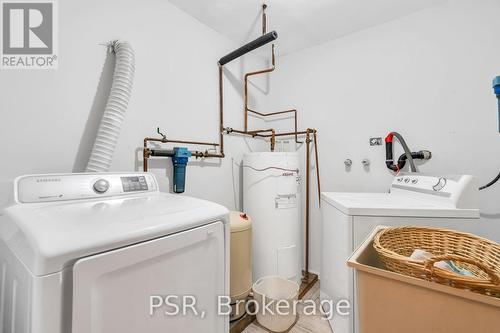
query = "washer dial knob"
(432, 177, 447, 191)
(93, 179, 110, 194)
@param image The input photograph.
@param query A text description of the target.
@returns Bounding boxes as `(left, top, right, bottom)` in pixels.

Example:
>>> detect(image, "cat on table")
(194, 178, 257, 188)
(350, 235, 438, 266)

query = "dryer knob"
(93, 179, 110, 194)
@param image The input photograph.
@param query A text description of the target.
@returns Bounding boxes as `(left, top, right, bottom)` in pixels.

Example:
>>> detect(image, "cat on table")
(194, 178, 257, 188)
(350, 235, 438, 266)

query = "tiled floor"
(242, 282, 333, 333)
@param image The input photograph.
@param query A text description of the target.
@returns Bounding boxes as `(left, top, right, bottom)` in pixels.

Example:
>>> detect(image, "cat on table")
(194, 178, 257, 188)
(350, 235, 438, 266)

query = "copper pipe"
(242, 41, 302, 144)
(229, 128, 247, 135)
(143, 126, 224, 171)
(270, 129, 276, 151)
(304, 129, 311, 281)
(218, 64, 225, 158)
(294, 110, 299, 143)
(143, 149, 150, 171)
(256, 130, 309, 138)
(244, 44, 275, 132)
(247, 128, 273, 135)
(236, 128, 273, 135)
(313, 130, 321, 206)
(192, 151, 223, 158)
(144, 137, 164, 145)
(247, 108, 301, 143)
(145, 138, 219, 147)
(247, 108, 295, 117)
(226, 128, 276, 150)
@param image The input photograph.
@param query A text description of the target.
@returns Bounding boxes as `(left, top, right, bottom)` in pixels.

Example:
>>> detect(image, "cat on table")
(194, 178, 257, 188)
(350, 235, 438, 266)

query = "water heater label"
(275, 194, 297, 209)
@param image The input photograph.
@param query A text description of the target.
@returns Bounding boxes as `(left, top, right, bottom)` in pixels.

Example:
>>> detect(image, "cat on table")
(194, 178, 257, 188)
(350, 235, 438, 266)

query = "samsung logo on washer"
(1, 0, 58, 69)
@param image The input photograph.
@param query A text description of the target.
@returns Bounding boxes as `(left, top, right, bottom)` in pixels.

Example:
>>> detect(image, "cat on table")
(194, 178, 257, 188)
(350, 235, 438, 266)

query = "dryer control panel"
(15, 172, 159, 203)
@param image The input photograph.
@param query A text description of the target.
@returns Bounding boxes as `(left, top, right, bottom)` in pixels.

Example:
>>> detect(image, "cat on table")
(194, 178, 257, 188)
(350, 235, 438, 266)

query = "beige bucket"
(252, 276, 299, 332)
(348, 226, 500, 333)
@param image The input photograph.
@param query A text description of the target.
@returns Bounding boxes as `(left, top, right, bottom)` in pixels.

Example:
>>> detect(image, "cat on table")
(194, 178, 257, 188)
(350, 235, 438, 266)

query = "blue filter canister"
(171, 147, 192, 193)
(493, 76, 500, 132)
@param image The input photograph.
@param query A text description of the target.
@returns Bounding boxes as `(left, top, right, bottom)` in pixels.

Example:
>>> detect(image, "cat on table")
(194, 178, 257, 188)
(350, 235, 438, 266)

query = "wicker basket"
(373, 226, 500, 297)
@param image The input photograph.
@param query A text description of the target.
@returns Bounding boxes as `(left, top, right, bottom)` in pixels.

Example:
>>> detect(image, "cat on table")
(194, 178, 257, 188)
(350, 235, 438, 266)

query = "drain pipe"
(86, 41, 135, 172)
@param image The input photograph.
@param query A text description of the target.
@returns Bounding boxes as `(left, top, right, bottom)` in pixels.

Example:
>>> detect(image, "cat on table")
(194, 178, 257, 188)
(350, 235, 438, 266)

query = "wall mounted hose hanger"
(143, 4, 320, 280)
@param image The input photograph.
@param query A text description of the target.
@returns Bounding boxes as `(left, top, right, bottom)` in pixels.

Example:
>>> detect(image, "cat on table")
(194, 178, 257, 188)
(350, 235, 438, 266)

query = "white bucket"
(252, 276, 299, 332)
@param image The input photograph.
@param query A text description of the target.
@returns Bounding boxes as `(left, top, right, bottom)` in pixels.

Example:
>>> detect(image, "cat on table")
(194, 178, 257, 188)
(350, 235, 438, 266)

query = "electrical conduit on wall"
(86, 40, 135, 172)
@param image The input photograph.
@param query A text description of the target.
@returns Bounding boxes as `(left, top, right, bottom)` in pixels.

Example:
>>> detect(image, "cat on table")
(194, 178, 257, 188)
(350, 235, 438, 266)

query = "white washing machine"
(0, 172, 229, 333)
(320, 173, 480, 333)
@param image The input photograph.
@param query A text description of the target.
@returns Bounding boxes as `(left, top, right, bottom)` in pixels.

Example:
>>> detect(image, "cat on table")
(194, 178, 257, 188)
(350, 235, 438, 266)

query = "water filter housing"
(243, 152, 302, 284)
(172, 147, 191, 193)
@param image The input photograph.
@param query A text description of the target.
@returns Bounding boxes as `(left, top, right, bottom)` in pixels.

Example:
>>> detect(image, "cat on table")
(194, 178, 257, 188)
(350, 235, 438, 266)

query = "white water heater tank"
(243, 152, 302, 284)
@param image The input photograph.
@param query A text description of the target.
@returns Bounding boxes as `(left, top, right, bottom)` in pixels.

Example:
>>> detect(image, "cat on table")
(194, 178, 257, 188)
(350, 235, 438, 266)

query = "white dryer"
(321, 173, 480, 333)
(0, 172, 229, 333)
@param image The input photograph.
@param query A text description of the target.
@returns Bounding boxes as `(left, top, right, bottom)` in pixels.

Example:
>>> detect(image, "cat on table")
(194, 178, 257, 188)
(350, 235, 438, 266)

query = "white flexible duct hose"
(86, 40, 135, 172)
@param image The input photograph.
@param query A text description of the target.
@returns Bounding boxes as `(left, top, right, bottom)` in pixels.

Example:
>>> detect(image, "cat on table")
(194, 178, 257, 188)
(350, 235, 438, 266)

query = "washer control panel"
(392, 174, 453, 193)
(15, 172, 158, 203)
(393, 175, 452, 192)
(390, 173, 478, 209)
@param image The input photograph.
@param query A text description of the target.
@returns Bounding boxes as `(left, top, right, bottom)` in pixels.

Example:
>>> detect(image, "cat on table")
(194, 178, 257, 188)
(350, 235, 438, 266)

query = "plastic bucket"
(252, 276, 299, 332)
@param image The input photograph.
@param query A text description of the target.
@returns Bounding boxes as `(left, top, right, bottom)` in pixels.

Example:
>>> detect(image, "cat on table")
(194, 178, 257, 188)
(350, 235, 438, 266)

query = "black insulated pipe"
(149, 149, 175, 157)
(218, 31, 278, 66)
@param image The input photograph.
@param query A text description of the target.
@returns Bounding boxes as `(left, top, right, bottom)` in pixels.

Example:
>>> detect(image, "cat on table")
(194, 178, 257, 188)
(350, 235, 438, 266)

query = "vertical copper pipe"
(270, 129, 276, 151)
(219, 64, 225, 157)
(244, 45, 275, 133)
(243, 44, 303, 143)
(313, 130, 321, 206)
(143, 151, 148, 171)
(294, 110, 299, 143)
(304, 129, 311, 280)
(244, 73, 249, 132)
(143, 138, 149, 172)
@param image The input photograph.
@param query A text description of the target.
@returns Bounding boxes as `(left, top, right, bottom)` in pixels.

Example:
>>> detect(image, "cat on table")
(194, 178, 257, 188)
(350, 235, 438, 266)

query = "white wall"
(0, 0, 271, 210)
(262, 0, 500, 273)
